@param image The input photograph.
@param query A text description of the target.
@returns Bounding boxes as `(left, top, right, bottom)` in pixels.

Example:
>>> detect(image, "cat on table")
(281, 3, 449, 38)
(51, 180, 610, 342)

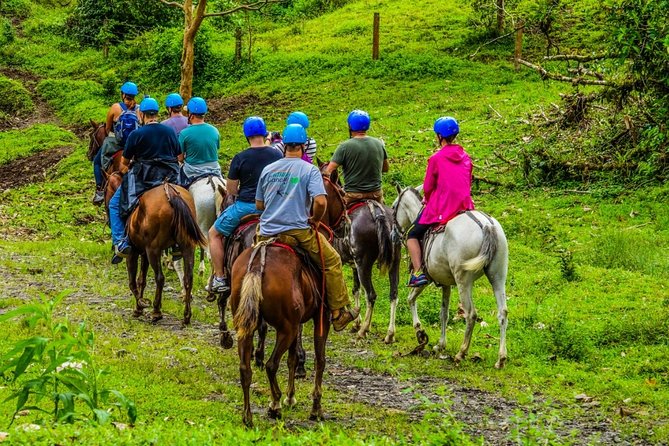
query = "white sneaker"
(205, 276, 230, 293)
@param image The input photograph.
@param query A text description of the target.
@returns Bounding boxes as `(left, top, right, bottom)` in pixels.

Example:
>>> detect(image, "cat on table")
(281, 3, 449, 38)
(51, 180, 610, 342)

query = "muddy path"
(0, 145, 72, 192)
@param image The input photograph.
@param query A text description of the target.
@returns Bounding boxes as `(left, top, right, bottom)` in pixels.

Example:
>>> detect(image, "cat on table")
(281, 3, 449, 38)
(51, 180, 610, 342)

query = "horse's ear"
(90, 119, 98, 129)
(395, 183, 402, 195)
(316, 156, 325, 169)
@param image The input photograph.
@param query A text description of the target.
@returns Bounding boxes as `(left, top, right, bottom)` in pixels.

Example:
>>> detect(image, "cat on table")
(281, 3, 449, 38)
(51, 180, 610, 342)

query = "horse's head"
(317, 157, 341, 186)
(87, 119, 106, 161)
(392, 184, 423, 231)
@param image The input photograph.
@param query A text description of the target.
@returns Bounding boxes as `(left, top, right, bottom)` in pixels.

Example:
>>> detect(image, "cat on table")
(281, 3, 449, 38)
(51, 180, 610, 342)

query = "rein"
(312, 223, 326, 337)
(322, 176, 348, 230)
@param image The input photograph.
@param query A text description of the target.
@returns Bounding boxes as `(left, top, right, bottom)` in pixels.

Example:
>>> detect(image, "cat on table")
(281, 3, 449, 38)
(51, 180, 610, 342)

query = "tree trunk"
(180, 29, 195, 100)
(496, 0, 504, 36)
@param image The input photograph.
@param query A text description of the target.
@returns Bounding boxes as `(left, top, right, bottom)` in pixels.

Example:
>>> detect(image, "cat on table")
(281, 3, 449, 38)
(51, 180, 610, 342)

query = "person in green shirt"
(178, 97, 222, 182)
(323, 109, 389, 206)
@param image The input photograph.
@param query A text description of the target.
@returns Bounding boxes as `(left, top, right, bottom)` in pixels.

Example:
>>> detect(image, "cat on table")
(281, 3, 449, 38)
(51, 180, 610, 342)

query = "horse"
(231, 240, 329, 427)
(107, 179, 207, 325)
(320, 167, 402, 343)
(88, 119, 124, 180)
(172, 175, 226, 289)
(392, 185, 509, 369)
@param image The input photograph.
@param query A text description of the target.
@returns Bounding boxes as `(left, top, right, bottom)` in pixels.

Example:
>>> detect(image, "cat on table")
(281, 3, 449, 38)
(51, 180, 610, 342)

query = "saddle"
(223, 215, 260, 277)
(249, 237, 323, 287)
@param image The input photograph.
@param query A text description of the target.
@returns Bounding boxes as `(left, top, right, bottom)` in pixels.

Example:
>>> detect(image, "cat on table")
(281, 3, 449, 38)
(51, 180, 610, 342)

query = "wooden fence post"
(514, 20, 524, 71)
(235, 27, 242, 63)
(496, 0, 505, 36)
(372, 12, 380, 60)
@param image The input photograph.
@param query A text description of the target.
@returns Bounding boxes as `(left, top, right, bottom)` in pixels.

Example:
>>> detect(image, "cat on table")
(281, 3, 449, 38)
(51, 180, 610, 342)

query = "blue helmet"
(286, 111, 310, 129)
(139, 97, 160, 113)
(120, 82, 138, 96)
(283, 124, 307, 145)
(433, 116, 459, 139)
(243, 116, 267, 138)
(347, 109, 370, 132)
(187, 97, 207, 114)
(165, 93, 184, 108)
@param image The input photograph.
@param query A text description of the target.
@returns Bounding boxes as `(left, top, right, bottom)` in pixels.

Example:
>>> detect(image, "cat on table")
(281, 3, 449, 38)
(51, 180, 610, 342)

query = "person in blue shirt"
(207, 116, 282, 293)
(254, 124, 358, 332)
(108, 97, 181, 264)
(178, 97, 222, 182)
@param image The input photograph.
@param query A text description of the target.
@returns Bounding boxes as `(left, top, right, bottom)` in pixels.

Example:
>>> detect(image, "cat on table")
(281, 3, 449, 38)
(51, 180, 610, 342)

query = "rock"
(180, 347, 198, 354)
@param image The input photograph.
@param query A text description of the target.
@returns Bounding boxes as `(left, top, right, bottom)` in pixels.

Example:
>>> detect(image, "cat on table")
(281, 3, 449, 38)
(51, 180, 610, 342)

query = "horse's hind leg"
(356, 257, 377, 339)
(350, 267, 362, 331)
(433, 286, 451, 354)
(295, 324, 307, 379)
(284, 337, 299, 408)
(310, 312, 330, 421)
(384, 253, 400, 344)
(454, 276, 476, 364)
(127, 253, 143, 318)
(254, 318, 267, 367)
(238, 333, 254, 427)
(147, 249, 165, 323)
(266, 328, 295, 420)
(137, 253, 150, 308)
(218, 294, 233, 349)
(198, 246, 207, 276)
(490, 274, 508, 369)
(408, 284, 429, 347)
(181, 246, 195, 326)
(172, 258, 186, 299)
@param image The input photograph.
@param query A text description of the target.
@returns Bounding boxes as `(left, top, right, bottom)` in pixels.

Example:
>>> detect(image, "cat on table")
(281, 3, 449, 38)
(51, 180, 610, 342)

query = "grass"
(0, 0, 668, 443)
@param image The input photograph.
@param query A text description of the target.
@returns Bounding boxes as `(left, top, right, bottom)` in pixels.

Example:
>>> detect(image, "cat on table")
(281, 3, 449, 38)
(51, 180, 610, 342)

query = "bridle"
(321, 175, 348, 231)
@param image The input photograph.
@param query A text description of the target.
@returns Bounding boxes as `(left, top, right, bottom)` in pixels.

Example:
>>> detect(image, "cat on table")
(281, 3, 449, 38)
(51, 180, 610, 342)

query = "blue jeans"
(93, 148, 103, 188)
(213, 200, 259, 236)
(109, 187, 126, 246)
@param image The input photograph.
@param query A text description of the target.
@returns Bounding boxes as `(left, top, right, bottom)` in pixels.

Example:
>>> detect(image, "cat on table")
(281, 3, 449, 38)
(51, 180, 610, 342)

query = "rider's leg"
(92, 149, 105, 204)
(406, 217, 430, 287)
(407, 239, 422, 273)
(109, 188, 130, 262)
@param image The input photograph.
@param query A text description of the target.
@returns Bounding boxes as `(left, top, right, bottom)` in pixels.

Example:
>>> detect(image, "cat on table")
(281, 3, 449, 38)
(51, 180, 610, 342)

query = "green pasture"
(1, 0, 668, 444)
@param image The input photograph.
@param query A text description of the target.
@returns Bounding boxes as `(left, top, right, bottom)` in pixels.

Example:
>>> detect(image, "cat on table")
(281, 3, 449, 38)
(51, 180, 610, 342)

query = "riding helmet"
(139, 97, 160, 113)
(187, 97, 207, 114)
(120, 81, 138, 96)
(283, 123, 307, 145)
(165, 93, 184, 108)
(286, 111, 310, 129)
(243, 116, 267, 138)
(347, 109, 371, 132)
(433, 116, 459, 139)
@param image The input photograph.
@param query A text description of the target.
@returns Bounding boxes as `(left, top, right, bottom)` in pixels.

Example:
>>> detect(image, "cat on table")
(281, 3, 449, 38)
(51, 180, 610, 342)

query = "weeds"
(0, 291, 136, 426)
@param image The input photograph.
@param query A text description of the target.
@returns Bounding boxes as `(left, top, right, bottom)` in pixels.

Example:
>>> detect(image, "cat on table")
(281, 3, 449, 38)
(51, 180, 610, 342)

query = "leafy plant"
(0, 292, 137, 426)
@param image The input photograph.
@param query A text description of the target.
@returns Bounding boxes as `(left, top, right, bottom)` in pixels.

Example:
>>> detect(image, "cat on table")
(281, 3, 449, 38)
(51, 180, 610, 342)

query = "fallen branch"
(543, 53, 610, 62)
(518, 59, 613, 86)
(488, 104, 503, 119)
(469, 23, 526, 58)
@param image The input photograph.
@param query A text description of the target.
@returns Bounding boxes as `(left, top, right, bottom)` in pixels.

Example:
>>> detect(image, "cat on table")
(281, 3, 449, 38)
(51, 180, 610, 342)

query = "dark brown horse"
(88, 119, 123, 179)
(231, 242, 328, 427)
(320, 169, 402, 342)
(108, 179, 206, 325)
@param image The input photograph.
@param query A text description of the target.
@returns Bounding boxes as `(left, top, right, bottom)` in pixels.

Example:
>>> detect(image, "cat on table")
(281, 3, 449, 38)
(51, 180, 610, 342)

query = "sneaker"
(408, 272, 428, 287)
(332, 306, 360, 332)
(205, 276, 230, 294)
(92, 189, 105, 206)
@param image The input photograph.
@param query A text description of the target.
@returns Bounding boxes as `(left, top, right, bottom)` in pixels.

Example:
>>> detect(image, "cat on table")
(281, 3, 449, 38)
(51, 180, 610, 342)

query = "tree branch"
(543, 53, 611, 62)
(158, 0, 184, 8)
(469, 23, 526, 58)
(203, 0, 286, 17)
(518, 59, 613, 86)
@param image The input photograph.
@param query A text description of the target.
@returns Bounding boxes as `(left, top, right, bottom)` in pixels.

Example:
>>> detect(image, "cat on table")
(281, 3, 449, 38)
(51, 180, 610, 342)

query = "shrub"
(0, 75, 34, 117)
(0, 17, 15, 47)
(0, 0, 31, 19)
(36, 78, 108, 125)
(543, 312, 591, 361)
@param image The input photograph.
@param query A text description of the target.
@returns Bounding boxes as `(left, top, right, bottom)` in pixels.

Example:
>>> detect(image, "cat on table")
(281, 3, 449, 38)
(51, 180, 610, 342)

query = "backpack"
(114, 103, 140, 146)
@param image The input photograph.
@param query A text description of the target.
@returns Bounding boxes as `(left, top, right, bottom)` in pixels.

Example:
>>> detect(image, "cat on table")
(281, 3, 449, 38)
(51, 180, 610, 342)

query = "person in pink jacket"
(406, 116, 475, 287)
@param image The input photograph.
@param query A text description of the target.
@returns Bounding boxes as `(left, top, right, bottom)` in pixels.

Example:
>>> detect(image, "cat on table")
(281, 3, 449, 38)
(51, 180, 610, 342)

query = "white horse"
(174, 176, 226, 291)
(392, 185, 509, 369)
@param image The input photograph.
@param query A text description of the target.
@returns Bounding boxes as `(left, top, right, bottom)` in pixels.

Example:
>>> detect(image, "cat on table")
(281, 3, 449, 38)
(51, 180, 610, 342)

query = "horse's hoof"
(454, 353, 464, 364)
(295, 367, 307, 379)
(416, 329, 429, 346)
(309, 410, 324, 421)
(283, 396, 297, 408)
(242, 417, 253, 428)
(495, 357, 507, 369)
(132, 310, 143, 318)
(356, 329, 367, 339)
(254, 359, 265, 370)
(151, 314, 163, 324)
(433, 343, 445, 353)
(220, 332, 234, 350)
(138, 298, 151, 309)
(267, 407, 282, 420)
(182, 318, 191, 327)
(384, 333, 395, 344)
(349, 323, 360, 334)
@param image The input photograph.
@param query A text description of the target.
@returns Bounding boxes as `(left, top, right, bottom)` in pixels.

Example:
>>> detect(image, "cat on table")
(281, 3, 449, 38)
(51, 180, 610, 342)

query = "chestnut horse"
(88, 120, 124, 184)
(231, 242, 329, 427)
(107, 179, 206, 325)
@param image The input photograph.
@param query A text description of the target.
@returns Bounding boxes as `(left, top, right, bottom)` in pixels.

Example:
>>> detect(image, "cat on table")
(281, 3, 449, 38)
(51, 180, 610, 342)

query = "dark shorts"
(407, 211, 431, 240)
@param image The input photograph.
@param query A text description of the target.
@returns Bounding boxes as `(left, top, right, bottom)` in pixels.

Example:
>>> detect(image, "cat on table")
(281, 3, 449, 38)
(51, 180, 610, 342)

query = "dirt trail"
(0, 145, 72, 191)
(0, 67, 55, 131)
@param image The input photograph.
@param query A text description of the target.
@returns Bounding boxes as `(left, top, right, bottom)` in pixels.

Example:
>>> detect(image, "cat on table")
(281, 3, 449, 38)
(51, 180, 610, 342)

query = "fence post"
(514, 19, 524, 71)
(235, 27, 242, 63)
(496, 0, 505, 36)
(372, 12, 380, 60)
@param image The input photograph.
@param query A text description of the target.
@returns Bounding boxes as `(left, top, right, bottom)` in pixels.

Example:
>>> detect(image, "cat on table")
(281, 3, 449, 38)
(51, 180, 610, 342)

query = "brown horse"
(320, 168, 402, 342)
(108, 179, 206, 325)
(231, 242, 328, 427)
(88, 119, 123, 179)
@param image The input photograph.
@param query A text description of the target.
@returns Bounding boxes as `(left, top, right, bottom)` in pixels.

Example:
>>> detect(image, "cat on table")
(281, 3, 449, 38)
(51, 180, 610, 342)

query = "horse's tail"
(462, 223, 499, 272)
(169, 189, 207, 248)
(372, 204, 397, 273)
(233, 270, 263, 340)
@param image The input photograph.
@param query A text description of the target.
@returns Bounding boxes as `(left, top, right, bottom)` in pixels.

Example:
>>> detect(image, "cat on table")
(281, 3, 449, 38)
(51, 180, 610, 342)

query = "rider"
(207, 116, 282, 293)
(178, 97, 222, 183)
(322, 109, 389, 205)
(406, 116, 475, 287)
(256, 124, 359, 331)
(161, 93, 189, 136)
(273, 111, 317, 163)
(108, 97, 182, 264)
(92, 81, 141, 205)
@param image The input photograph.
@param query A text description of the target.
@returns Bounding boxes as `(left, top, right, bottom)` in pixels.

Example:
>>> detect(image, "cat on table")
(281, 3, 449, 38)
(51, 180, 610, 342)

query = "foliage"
(0, 75, 34, 118)
(0, 17, 15, 47)
(36, 79, 108, 125)
(66, 0, 181, 48)
(0, 0, 31, 19)
(0, 292, 137, 425)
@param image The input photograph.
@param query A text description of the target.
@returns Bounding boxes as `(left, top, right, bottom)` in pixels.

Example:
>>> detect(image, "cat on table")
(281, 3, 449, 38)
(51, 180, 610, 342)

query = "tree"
(157, 0, 285, 100)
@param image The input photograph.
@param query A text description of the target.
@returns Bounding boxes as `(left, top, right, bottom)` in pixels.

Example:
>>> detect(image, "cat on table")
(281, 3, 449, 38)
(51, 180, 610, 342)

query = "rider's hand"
(120, 165, 129, 175)
(309, 217, 320, 228)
